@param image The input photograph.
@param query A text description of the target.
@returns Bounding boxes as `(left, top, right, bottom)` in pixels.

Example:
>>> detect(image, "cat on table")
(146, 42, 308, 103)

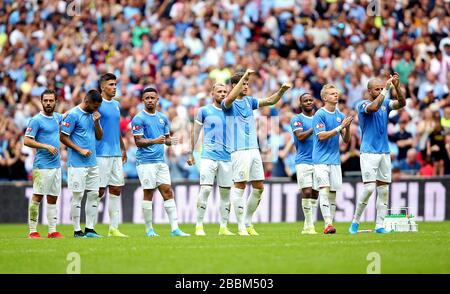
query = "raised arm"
(390, 73, 406, 110)
(259, 82, 292, 107)
(366, 76, 393, 113)
(222, 69, 255, 109)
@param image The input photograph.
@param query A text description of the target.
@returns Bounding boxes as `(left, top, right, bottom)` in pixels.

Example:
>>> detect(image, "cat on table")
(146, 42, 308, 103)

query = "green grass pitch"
(1, 222, 449, 274)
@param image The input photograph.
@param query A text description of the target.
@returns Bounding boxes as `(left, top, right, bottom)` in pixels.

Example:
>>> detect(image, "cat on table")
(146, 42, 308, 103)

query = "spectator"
(397, 148, 421, 176)
(390, 118, 414, 161)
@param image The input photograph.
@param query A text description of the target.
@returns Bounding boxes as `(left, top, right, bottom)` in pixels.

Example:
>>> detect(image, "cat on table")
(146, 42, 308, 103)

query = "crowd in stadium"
(0, 0, 449, 182)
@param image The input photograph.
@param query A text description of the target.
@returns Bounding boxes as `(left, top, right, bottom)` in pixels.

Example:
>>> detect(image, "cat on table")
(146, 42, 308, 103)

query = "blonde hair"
(320, 84, 337, 100)
(212, 82, 226, 92)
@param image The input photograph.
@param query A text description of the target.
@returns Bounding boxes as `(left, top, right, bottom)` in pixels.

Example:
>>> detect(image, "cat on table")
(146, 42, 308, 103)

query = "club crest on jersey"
(294, 121, 302, 127)
(381, 106, 386, 112)
(159, 118, 164, 124)
(62, 121, 70, 127)
(336, 117, 342, 123)
(26, 127, 32, 133)
(132, 125, 141, 131)
(316, 123, 325, 129)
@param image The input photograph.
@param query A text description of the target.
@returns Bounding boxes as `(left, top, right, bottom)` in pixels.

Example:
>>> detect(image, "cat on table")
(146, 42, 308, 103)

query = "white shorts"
(137, 163, 171, 190)
(68, 166, 100, 192)
(97, 156, 125, 187)
(231, 149, 265, 182)
(360, 153, 392, 183)
(296, 164, 317, 190)
(32, 168, 61, 197)
(200, 158, 232, 187)
(314, 164, 342, 191)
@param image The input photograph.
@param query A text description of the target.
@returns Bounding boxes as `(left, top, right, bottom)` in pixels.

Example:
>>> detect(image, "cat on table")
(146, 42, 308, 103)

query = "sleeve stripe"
(133, 133, 144, 136)
(292, 127, 303, 132)
(61, 131, 70, 136)
(24, 134, 35, 138)
(316, 131, 325, 135)
(194, 120, 203, 125)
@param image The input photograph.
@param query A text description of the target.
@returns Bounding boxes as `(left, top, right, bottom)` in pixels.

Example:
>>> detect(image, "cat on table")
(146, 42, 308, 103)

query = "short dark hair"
(299, 92, 312, 101)
(142, 87, 158, 96)
(85, 89, 103, 103)
(40, 89, 56, 100)
(230, 71, 245, 85)
(98, 73, 116, 92)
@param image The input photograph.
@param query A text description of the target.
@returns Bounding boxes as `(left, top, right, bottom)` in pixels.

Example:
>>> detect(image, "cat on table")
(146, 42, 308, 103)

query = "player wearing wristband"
(312, 84, 353, 234)
(349, 73, 405, 234)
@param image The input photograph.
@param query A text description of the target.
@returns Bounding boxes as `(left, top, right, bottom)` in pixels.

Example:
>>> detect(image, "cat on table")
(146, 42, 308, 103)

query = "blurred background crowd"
(0, 0, 449, 182)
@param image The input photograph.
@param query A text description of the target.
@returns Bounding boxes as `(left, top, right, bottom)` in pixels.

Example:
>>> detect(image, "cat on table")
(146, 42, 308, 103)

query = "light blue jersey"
(96, 98, 121, 157)
(357, 98, 392, 154)
(312, 108, 345, 165)
(290, 113, 313, 165)
(61, 106, 98, 167)
(196, 104, 230, 161)
(222, 96, 259, 152)
(131, 110, 169, 165)
(25, 112, 62, 169)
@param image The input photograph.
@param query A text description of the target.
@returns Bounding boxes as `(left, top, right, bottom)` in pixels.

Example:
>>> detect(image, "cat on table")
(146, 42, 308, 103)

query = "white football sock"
(231, 187, 245, 231)
(245, 188, 263, 227)
(302, 198, 312, 230)
(354, 182, 376, 223)
(219, 187, 231, 227)
(319, 187, 332, 226)
(71, 192, 83, 232)
(109, 193, 120, 230)
(142, 200, 153, 231)
(196, 186, 212, 226)
(85, 190, 99, 230)
(311, 198, 318, 225)
(164, 199, 179, 231)
(376, 185, 389, 229)
(28, 200, 40, 233)
(329, 191, 337, 221)
(46, 203, 57, 233)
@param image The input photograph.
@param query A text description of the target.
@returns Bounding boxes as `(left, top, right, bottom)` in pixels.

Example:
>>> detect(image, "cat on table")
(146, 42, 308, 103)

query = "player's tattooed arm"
(223, 69, 255, 109)
(366, 76, 393, 113)
(187, 121, 202, 166)
(259, 83, 292, 107)
(390, 73, 406, 110)
(340, 115, 353, 143)
(294, 128, 313, 142)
